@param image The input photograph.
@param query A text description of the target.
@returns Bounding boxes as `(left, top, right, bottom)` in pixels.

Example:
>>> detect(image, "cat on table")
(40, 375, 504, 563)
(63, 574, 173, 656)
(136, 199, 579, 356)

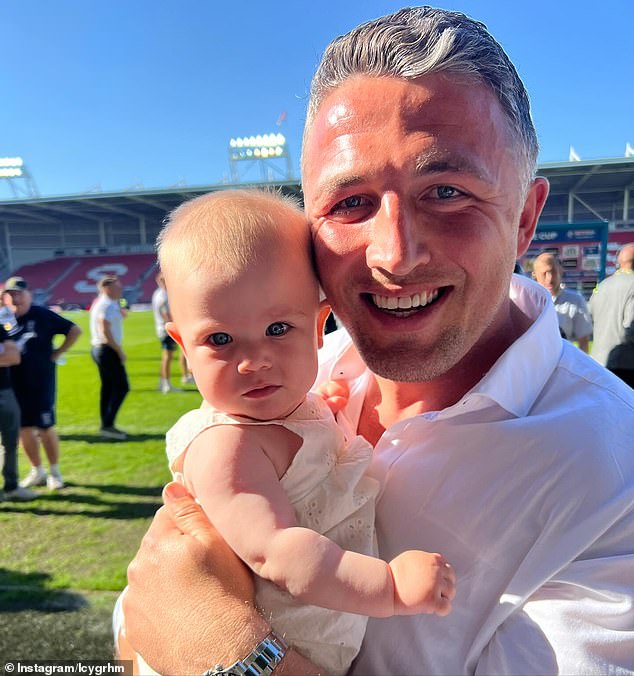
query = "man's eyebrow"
(414, 153, 491, 183)
(317, 174, 365, 198)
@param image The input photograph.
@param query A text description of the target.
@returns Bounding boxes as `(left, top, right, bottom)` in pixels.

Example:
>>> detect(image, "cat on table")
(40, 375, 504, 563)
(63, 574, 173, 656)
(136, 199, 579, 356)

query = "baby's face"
(167, 249, 323, 421)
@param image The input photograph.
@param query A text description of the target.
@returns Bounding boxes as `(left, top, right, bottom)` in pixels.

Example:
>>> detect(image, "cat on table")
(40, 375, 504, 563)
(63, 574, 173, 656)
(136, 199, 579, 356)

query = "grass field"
(0, 310, 202, 661)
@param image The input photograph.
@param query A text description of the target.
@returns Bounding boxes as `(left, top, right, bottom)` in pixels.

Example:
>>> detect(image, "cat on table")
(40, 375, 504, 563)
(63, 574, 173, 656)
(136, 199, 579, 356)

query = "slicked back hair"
(304, 6, 539, 189)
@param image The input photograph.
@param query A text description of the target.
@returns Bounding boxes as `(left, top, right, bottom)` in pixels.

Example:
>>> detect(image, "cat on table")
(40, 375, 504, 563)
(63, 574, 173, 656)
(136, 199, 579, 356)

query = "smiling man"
(123, 7, 634, 675)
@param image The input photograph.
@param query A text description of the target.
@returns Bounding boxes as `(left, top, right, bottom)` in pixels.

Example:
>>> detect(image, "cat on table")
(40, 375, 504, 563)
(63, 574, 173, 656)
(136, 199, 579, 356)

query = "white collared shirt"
(317, 275, 634, 675)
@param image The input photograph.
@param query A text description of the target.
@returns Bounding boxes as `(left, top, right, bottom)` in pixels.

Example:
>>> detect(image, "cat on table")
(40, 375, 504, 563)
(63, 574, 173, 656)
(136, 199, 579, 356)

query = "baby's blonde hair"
(157, 189, 312, 283)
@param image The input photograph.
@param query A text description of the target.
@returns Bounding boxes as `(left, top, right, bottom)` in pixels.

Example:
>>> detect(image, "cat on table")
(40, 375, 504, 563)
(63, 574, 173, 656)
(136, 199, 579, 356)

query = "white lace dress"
(167, 393, 379, 676)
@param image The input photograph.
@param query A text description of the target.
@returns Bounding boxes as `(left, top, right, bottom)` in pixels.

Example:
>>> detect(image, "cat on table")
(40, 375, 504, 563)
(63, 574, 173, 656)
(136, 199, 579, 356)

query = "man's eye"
(435, 186, 461, 199)
(331, 195, 369, 214)
(266, 322, 289, 337)
(209, 332, 232, 346)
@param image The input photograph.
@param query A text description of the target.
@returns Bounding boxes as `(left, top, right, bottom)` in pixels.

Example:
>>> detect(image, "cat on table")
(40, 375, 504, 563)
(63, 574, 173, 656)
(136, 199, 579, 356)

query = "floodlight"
(0, 157, 24, 168)
(0, 168, 23, 178)
(227, 131, 293, 182)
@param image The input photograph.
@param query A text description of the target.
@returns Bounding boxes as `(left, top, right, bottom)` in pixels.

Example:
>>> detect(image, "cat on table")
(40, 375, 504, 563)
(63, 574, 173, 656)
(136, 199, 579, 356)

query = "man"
(123, 8, 634, 674)
(0, 307, 36, 502)
(589, 242, 634, 386)
(3, 277, 81, 491)
(90, 276, 129, 440)
(151, 272, 190, 393)
(532, 252, 593, 352)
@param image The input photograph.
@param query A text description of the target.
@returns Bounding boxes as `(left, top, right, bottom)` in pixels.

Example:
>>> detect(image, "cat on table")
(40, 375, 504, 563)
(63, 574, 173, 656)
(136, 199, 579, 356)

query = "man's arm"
(52, 324, 81, 362)
(0, 340, 21, 367)
(577, 334, 590, 353)
(123, 482, 323, 675)
(99, 317, 125, 362)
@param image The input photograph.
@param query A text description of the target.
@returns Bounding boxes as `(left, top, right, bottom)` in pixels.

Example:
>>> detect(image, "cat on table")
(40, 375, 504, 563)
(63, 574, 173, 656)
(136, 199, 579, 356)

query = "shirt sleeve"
(47, 307, 77, 336)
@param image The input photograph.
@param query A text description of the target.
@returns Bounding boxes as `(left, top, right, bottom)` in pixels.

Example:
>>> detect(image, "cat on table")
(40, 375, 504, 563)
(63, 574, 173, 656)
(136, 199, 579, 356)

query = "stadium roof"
(0, 159, 632, 229)
(539, 157, 634, 196)
(0, 180, 303, 228)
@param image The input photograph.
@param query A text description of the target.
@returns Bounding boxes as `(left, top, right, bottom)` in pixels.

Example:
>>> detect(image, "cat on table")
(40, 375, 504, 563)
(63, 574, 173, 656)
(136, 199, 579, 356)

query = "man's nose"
(237, 347, 272, 374)
(365, 193, 431, 276)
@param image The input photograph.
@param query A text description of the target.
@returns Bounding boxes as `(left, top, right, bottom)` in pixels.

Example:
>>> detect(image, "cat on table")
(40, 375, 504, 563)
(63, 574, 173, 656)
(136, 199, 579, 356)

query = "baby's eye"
(209, 332, 232, 346)
(266, 322, 290, 337)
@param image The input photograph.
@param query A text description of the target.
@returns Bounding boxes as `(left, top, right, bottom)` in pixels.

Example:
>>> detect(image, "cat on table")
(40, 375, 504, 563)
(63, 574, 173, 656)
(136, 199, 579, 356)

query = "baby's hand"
(389, 550, 456, 616)
(315, 379, 350, 414)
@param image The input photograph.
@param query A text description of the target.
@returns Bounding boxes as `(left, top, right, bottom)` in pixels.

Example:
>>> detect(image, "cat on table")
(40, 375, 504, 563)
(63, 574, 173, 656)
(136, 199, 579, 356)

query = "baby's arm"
(183, 424, 455, 618)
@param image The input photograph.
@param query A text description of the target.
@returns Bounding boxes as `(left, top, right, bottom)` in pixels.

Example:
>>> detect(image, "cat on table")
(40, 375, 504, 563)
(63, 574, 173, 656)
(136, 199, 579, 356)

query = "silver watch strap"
(203, 632, 288, 676)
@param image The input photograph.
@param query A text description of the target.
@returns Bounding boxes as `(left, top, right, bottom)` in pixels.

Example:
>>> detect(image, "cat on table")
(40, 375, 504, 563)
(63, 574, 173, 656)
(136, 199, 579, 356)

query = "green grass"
(0, 311, 202, 660)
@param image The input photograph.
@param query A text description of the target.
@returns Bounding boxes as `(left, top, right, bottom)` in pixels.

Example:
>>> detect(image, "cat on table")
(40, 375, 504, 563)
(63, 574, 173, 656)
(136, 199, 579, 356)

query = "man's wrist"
(186, 607, 271, 675)
(204, 631, 288, 676)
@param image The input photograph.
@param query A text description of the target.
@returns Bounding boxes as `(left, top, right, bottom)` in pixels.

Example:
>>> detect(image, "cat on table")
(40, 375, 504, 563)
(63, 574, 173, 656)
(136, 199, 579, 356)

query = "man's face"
(303, 74, 548, 382)
(532, 258, 561, 296)
(104, 280, 123, 299)
(5, 289, 32, 317)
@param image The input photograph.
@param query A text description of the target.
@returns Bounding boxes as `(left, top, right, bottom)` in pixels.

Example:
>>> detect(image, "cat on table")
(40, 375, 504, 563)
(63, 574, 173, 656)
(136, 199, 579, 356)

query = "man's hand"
(123, 482, 268, 674)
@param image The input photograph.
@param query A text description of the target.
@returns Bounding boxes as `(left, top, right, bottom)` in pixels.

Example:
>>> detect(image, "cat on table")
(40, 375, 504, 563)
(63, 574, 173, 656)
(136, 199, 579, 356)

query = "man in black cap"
(3, 276, 81, 491)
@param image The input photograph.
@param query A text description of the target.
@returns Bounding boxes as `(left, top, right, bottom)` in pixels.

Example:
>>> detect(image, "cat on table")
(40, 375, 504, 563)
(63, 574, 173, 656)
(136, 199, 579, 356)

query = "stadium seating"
(9, 253, 157, 307)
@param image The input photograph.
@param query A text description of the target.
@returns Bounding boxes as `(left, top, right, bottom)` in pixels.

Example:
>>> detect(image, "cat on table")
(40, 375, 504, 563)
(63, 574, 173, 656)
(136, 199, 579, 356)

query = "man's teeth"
(372, 289, 440, 310)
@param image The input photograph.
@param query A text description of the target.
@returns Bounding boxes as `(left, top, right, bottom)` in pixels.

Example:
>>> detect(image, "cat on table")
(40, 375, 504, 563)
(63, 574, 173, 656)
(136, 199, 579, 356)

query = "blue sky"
(2, 0, 633, 199)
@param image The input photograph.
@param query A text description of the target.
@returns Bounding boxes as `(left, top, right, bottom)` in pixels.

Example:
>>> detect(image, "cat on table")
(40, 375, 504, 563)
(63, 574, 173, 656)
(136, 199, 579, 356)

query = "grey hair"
(304, 6, 539, 187)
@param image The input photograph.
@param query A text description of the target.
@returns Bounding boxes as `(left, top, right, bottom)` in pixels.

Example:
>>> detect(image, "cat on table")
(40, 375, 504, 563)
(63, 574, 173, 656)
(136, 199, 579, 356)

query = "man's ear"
(516, 176, 549, 257)
(317, 301, 332, 349)
(166, 322, 186, 353)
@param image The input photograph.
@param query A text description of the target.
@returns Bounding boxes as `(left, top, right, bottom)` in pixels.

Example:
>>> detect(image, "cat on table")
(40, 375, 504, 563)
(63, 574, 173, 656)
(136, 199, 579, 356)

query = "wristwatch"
(203, 632, 288, 676)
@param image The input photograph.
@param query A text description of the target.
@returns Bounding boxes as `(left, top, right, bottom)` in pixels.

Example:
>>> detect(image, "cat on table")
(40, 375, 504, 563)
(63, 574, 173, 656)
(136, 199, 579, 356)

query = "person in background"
(589, 242, 634, 386)
(151, 272, 191, 393)
(123, 7, 634, 675)
(0, 296, 36, 502)
(89, 276, 129, 440)
(532, 252, 592, 352)
(3, 276, 81, 491)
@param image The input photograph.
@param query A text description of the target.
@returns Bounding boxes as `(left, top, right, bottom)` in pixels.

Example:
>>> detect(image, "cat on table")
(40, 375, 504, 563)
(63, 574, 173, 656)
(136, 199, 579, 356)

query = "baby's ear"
(166, 322, 185, 353)
(317, 301, 331, 349)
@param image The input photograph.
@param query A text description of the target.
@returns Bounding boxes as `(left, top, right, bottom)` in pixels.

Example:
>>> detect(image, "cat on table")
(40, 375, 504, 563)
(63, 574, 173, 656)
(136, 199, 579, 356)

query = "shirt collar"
(325, 275, 562, 420)
(467, 276, 561, 418)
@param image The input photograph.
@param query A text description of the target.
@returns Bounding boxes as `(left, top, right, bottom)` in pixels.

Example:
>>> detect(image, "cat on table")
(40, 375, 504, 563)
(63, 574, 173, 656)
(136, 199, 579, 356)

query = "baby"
(125, 189, 455, 674)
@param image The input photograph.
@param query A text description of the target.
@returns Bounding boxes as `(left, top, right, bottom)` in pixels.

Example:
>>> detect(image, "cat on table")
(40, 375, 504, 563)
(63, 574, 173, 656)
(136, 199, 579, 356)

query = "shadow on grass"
(0, 569, 88, 612)
(59, 433, 166, 443)
(0, 572, 117, 659)
(0, 500, 161, 519)
(68, 482, 162, 496)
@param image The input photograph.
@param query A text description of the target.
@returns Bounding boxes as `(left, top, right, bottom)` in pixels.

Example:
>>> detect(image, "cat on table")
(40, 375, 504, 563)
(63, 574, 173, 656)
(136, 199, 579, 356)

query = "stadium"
(1, 155, 633, 306)
(1, 148, 633, 662)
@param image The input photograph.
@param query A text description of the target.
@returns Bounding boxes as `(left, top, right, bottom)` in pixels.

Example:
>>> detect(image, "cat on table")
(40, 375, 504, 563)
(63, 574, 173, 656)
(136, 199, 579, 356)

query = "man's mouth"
(368, 288, 443, 315)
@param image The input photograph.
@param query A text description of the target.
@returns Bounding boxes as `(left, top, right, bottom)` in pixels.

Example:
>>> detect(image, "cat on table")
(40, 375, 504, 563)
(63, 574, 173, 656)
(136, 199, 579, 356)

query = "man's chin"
(352, 333, 463, 383)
